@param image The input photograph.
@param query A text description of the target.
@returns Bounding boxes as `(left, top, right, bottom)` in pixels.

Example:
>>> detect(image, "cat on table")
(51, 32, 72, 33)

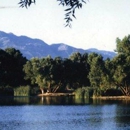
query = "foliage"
(23, 53, 90, 93)
(59, 0, 87, 27)
(0, 48, 27, 87)
(18, 0, 87, 27)
(103, 58, 114, 88)
(18, 0, 36, 8)
(116, 35, 130, 55)
(88, 53, 105, 88)
(69, 52, 90, 87)
(111, 35, 130, 95)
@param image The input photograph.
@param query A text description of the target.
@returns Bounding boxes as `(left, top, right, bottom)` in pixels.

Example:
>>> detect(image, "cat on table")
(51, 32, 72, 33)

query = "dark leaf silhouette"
(18, 0, 87, 27)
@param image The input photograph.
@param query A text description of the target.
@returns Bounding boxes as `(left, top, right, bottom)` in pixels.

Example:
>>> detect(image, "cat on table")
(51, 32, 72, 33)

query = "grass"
(74, 87, 93, 99)
(14, 85, 30, 96)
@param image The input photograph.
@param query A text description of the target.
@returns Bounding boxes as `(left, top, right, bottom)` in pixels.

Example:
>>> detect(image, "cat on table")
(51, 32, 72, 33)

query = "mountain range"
(0, 31, 116, 59)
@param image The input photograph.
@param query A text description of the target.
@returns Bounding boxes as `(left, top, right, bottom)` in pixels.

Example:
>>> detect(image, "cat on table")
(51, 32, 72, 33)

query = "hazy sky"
(1, 0, 130, 51)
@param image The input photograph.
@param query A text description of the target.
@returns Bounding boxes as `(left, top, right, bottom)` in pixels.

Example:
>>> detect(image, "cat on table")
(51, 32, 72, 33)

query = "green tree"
(4, 48, 27, 87)
(103, 58, 115, 89)
(51, 57, 65, 92)
(69, 52, 82, 62)
(23, 58, 46, 94)
(112, 35, 130, 95)
(24, 56, 56, 94)
(0, 49, 9, 86)
(88, 53, 105, 88)
(116, 35, 130, 55)
(69, 52, 90, 88)
(112, 54, 130, 96)
(62, 58, 74, 88)
(23, 58, 40, 85)
(38, 56, 55, 93)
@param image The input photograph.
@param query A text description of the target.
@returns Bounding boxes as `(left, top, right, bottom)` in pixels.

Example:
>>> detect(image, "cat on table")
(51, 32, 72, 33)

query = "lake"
(0, 96, 130, 130)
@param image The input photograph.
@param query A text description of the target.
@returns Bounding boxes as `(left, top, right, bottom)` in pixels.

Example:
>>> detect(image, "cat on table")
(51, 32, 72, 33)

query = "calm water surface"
(0, 97, 130, 130)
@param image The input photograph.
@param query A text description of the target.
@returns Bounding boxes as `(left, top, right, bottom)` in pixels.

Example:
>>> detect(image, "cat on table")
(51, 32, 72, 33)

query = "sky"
(0, 0, 130, 52)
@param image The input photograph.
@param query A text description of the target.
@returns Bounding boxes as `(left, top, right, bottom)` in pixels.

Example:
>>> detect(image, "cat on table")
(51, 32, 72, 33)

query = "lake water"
(0, 96, 130, 130)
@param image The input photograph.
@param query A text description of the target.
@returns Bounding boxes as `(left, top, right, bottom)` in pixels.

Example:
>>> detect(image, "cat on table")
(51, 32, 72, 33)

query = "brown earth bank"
(38, 93, 75, 97)
(38, 93, 130, 100)
(92, 96, 130, 100)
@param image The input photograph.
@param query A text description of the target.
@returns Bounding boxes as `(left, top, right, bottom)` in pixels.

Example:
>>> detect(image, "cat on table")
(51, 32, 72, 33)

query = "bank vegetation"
(1, 35, 130, 98)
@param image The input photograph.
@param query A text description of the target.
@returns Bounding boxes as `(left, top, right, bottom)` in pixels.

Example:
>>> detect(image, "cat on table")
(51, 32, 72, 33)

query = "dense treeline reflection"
(0, 96, 130, 106)
(1, 35, 130, 96)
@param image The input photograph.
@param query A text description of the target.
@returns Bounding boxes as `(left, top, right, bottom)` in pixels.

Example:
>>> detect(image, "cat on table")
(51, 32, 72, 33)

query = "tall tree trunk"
(52, 86, 60, 93)
(48, 82, 51, 93)
(52, 82, 62, 93)
(120, 86, 130, 96)
(40, 88, 44, 94)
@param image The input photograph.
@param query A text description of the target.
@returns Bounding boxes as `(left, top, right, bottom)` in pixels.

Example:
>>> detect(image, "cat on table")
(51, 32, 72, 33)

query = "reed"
(75, 87, 93, 99)
(14, 85, 30, 96)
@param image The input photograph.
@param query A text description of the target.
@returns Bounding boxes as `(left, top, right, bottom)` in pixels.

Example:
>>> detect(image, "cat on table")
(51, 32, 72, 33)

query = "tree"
(62, 58, 74, 88)
(69, 52, 82, 62)
(39, 56, 55, 93)
(4, 48, 27, 87)
(23, 58, 40, 85)
(51, 57, 65, 92)
(69, 52, 90, 87)
(111, 54, 130, 96)
(103, 58, 115, 89)
(24, 56, 56, 94)
(112, 35, 130, 96)
(0, 49, 9, 86)
(18, 0, 87, 27)
(23, 57, 46, 94)
(88, 53, 105, 88)
(116, 35, 130, 55)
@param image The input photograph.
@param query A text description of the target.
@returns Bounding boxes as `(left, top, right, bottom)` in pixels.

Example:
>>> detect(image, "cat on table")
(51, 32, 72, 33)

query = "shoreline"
(1, 93, 130, 100)
(92, 96, 130, 100)
(38, 93, 75, 97)
(38, 93, 130, 100)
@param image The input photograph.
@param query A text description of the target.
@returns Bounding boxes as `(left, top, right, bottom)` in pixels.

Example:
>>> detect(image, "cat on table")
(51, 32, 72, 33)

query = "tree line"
(1, 35, 130, 96)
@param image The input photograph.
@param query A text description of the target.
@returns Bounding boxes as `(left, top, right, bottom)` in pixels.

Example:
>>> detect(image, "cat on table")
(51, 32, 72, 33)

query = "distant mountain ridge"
(0, 31, 116, 59)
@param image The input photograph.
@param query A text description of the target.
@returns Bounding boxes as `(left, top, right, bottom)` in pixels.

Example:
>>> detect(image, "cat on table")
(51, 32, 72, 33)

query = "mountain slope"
(0, 31, 116, 59)
(0, 31, 55, 59)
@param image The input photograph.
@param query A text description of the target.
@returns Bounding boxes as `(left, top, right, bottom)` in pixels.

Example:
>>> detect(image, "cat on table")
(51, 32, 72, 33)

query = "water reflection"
(0, 96, 76, 106)
(0, 96, 130, 106)
(115, 105, 130, 129)
(0, 97, 130, 130)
